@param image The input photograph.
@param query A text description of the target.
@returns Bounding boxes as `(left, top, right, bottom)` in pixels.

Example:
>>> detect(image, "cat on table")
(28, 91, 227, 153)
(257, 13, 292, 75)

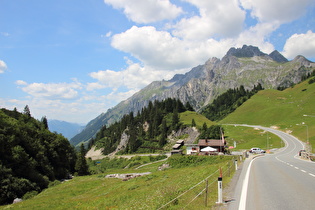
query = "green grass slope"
(180, 111, 215, 128)
(2, 156, 237, 209)
(221, 79, 315, 151)
(222, 125, 282, 151)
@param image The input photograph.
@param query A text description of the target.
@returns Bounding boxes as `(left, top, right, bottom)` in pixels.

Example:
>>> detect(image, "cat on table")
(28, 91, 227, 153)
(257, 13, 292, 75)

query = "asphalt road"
(229, 125, 315, 210)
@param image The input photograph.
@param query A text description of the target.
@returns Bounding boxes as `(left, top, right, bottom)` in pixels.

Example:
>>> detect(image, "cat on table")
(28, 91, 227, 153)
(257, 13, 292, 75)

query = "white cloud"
(234, 22, 276, 53)
(89, 69, 124, 89)
(106, 89, 139, 104)
(18, 80, 82, 100)
(15, 80, 28, 86)
(88, 58, 188, 92)
(282, 30, 315, 59)
(108, 0, 315, 73)
(240, 0, 314, 24)
(109, 0, 285, 71)
(173, 0, 246, 40)
(111, 26, 214, 70)
(105, 31, 112, 37)
(104, 0, 183, 23)
(111, 24, 279, 72)
(0, 60, 7, 74)
(86, 82, 106, 91)
(0, 87, 137, 124)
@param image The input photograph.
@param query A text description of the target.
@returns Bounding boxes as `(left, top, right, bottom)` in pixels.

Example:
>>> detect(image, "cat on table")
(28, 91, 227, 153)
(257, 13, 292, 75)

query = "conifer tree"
(41, 116, 48, 129)
(75, 144, 89, 176)
(159, 119, 168, 147)
(185, 102, 194, 111)
(199, 122, 208, 139)
(191, 119, 196, 127)
(172, 108, 180, 130)
(23, 105, 31, 117)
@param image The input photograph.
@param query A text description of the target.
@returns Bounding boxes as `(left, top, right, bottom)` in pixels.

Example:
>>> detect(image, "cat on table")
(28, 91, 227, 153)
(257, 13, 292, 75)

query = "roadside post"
(205, 179, 208, 207)
(235, 159, 238, 171)
(228, 161, 230, 177)
(216, 167, 223, 204)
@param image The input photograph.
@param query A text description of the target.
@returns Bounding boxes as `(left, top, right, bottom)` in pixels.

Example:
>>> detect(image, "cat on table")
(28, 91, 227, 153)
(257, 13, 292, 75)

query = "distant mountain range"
(70, 45, 315, 146)
(48, 120, 85, 140)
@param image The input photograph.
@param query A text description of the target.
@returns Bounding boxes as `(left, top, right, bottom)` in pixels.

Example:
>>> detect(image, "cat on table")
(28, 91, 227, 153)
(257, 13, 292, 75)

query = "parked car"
(249, 148, 265, 154)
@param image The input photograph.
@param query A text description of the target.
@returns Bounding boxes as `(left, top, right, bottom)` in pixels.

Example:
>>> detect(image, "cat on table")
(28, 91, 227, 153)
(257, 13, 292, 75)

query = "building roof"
(186, 144, 198, 147)
(172, 143, 182, 149)
(176, 140, 184, 144)
(198, 139, 226, 147)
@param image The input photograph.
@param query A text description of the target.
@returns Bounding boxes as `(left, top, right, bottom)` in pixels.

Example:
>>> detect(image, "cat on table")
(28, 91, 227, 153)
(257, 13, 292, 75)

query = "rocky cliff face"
(71, 45, 315, 146)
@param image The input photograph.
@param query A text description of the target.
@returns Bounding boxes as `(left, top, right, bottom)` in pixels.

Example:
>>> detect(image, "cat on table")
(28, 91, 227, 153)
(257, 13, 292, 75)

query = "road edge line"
(238, 156, 264, 210)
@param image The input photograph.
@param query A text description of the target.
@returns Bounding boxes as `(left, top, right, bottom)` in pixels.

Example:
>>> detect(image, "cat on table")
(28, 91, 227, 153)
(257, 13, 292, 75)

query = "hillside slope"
(221, 78, 315, 148)
(0, 108, 77, 205)
(71, 45, 315, 146)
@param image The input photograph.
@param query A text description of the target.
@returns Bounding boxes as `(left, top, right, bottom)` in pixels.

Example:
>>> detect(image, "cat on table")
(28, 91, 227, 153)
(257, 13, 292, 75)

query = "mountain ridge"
(70, 45, 315, 146)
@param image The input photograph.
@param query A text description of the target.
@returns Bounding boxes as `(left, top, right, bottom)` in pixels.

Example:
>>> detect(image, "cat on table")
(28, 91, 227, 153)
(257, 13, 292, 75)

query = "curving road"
(229, 125, 315, 210)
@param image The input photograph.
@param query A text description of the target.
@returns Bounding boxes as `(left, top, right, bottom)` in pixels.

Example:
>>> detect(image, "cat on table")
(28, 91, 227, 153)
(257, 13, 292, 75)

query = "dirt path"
(135, 157, 169, 169)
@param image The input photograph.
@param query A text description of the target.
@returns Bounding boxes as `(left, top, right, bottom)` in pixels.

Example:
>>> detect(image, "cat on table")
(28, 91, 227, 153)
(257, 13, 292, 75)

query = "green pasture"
(221, 79, 315, 151)
(3, 156, 237, 209)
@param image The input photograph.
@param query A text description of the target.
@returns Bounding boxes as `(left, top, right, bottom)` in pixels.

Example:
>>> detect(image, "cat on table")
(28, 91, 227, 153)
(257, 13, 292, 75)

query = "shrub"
(167, 155, 231, 168)
(48, 180, 61, 188)
(308, 77, 315, 84)
(22, 191, 38, 200)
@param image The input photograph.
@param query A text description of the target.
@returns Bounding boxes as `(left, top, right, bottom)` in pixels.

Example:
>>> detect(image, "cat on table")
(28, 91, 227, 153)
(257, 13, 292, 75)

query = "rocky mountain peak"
(292, 55, 314, 67)
(268, 50, 288, 63)
(225, 45, 267, 58)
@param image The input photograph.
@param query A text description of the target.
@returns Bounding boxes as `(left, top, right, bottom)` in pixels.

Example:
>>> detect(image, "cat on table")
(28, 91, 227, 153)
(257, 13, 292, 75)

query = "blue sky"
(1, 0, 315, 124)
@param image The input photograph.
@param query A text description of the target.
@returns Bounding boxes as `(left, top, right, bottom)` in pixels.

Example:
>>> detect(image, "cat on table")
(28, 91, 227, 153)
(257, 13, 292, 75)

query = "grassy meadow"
(221, 79, 315, 151)
(223, 125, 282, 151)
(3, 79, 314, 209)
(2, 156, 238, 209)
(180, 111, 215, 128)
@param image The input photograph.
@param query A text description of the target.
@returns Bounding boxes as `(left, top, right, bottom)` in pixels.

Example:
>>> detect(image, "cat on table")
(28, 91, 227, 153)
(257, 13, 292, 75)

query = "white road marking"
(238, 156, 264, 210)
(301, 170, 307, 173)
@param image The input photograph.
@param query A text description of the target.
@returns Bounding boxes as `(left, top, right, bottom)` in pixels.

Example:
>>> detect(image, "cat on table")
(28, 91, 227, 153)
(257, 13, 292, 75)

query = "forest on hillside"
(91, 98, 194, 155)
(0, 107, 81, 205)
(91, 85, 267, 155)
(201, 84, 264, 121)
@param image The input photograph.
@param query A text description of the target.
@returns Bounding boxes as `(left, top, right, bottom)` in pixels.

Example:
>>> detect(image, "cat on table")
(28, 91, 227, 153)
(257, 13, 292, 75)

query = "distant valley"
(48, 120, 85, 140)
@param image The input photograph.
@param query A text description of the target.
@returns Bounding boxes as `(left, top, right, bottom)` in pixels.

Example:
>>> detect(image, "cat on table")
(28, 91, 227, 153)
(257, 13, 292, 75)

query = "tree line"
(91, 98, 194, 155)
(201, 84, 264, 121)
(0, 107, 88, 205)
